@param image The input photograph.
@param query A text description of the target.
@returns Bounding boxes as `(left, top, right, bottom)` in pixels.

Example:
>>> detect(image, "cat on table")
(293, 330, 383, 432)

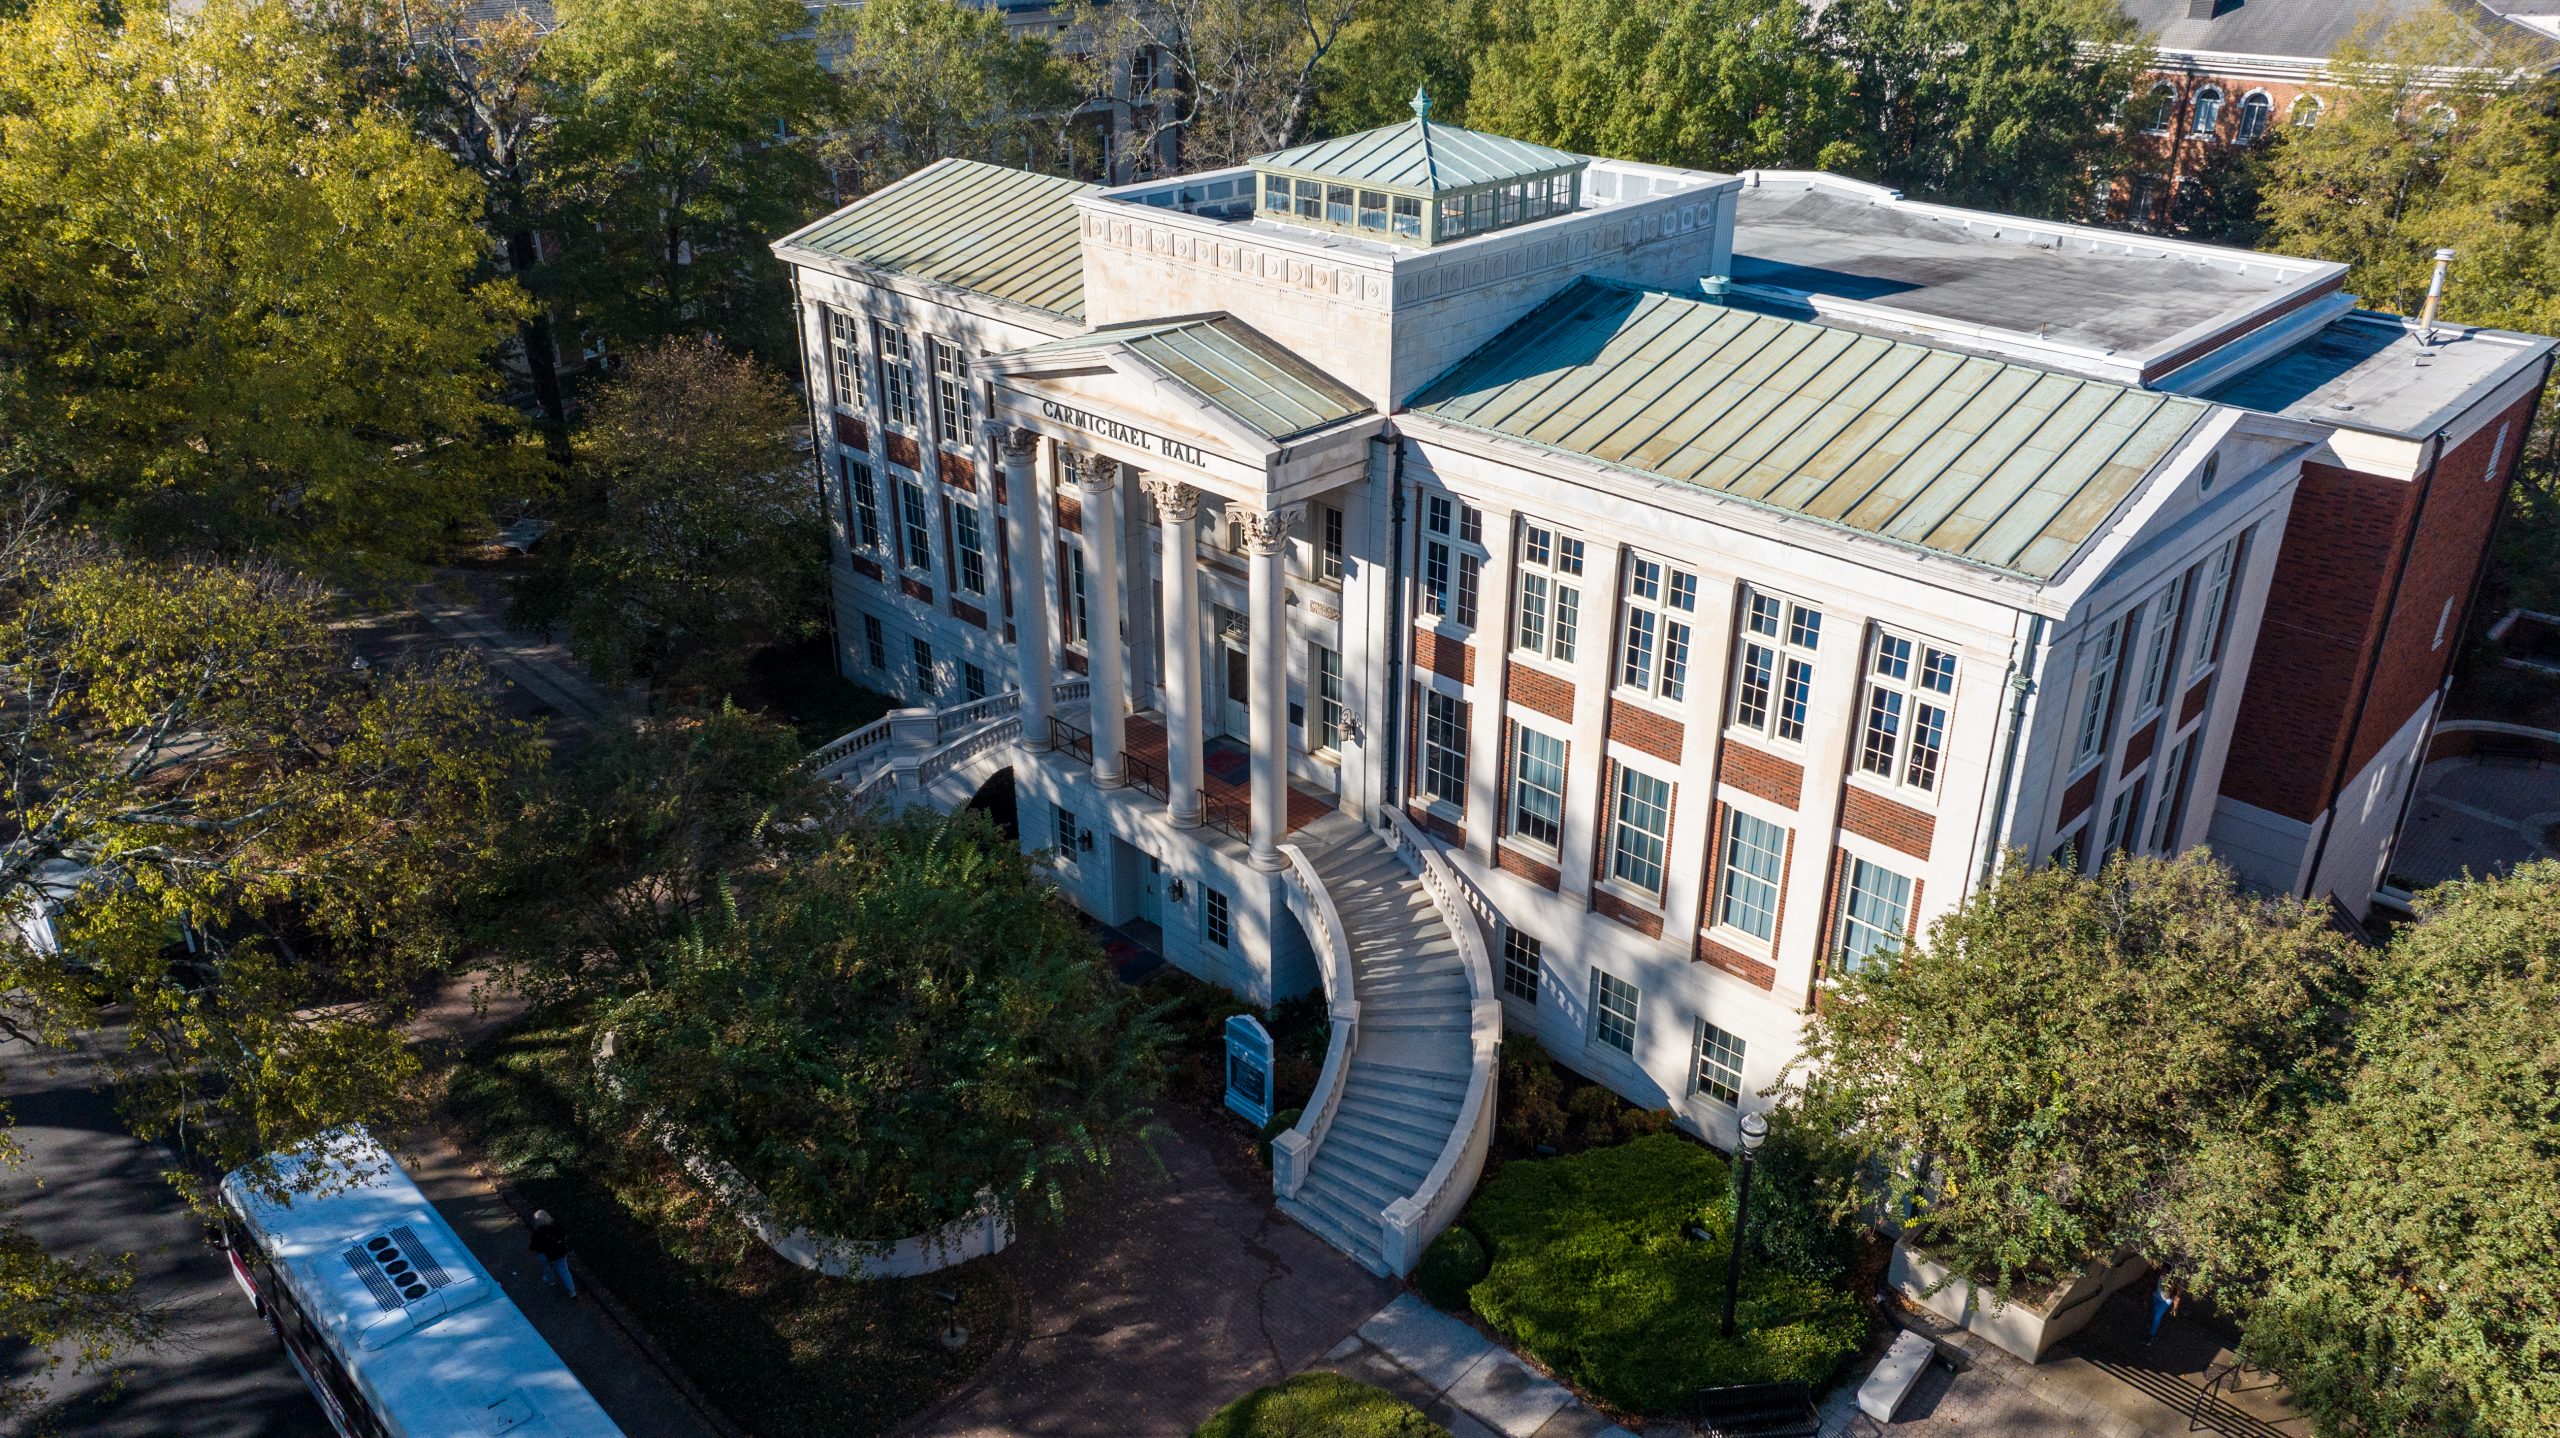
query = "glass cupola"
(1250, 90, 1587, 247)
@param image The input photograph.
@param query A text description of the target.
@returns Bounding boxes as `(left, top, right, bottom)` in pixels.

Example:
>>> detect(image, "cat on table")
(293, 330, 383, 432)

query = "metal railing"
(1272, 845, 1357, 1202)
(1203, 792, 1251, 843)
(1052, 717, 1093, 766)
(1375, 805, 1503, 1277)
(1124, 750, 1169, 802)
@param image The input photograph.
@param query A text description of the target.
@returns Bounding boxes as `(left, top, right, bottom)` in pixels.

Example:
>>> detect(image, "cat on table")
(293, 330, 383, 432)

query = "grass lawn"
(1193, 1372, 1449, 1438)
(1454, 1133, 1867, 1417)
(444, 1012, 1005, 1438)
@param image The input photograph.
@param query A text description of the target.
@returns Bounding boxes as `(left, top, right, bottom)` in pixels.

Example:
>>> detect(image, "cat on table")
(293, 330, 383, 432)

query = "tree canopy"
(1788, 850, 2356, 1298)
(601, 809, 1166, 1241)
(510, 340, 825, 696)
(819, 0, 1081, 191)
(0, 0, 529, 578)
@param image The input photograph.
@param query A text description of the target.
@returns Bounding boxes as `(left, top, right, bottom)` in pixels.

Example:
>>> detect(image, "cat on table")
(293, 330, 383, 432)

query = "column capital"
(1071, 450, 1121, 494)
(1240, 505, 1296, 556)
(991, 423, 1040, 460)
(1139, 475, 1200, 523)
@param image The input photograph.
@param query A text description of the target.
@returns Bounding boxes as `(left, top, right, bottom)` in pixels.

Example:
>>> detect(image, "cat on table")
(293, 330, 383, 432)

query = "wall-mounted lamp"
(1168, 878, 1188, 904)
(1340, 715, 1363, 746)
(1077, 830, 1095, 853)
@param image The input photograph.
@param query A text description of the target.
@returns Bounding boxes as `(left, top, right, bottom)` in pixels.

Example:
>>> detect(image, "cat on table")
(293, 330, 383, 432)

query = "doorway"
(1219, 636, 1250, 741)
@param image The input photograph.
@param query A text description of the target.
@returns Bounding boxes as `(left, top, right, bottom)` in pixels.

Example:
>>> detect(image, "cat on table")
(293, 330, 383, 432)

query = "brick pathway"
(904, 1104, 1396, 1438)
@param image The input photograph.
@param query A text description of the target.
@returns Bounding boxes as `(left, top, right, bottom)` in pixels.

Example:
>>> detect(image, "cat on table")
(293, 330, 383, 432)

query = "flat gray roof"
(1731, 180, 2338, 375)
(2208, 313, 2556, 438)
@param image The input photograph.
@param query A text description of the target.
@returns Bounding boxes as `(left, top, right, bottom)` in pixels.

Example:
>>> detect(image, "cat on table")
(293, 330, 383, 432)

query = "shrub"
(1495, 1036, 1567, 1154)
(1735, 1104, 1864, 1284)
(1462, 1134, 1867, 1415)
(1415, 1224, 1490, 1310)
(1193, 1371, 1448, 1438)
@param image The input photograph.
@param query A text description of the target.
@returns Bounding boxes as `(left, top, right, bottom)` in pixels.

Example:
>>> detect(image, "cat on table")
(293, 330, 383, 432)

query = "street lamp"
(1720, 1110, 1769, 1339)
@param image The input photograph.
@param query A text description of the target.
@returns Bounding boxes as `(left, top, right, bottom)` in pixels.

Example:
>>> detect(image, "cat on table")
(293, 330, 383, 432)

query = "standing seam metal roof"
(1409, 281, 2209, 580)
(1253, 119, 1584, 193)
(778, 158, 1094, 319)
(1008, 316, 1369, 441)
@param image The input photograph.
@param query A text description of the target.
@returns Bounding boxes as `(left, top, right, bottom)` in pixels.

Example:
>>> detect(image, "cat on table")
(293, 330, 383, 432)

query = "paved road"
(0, 1033, 326, 1437)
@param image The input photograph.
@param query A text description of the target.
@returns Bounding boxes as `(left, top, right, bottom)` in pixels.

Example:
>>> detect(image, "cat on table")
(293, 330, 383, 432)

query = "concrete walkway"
(1320, 1296, 1638, 1438)
(904, 1105, 1396, 1438)
(2393, 755, 2560, 887)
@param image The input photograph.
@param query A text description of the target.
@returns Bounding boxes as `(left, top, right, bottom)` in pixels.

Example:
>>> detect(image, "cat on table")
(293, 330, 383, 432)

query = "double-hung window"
(930, 337, 973, 447)
(912, 637, 938, 698)
(2074, 616, 2128, 764)
(1507, 725, 1567, 850)
(1693, 1021, 1746, 1105)
(1055, 805, 1081, 855)
(1421, 495, 1483, 625)
(1591, 969, 1639, 1055)
(2148, 735, 2198, 852)
(1857, 630, 1958, 793)
(1619, 555, 1699, 700)
(2137, 575, 2186, 714)
(862, 614, 887, 670)
(963, 662, 988, 702)
(952, 504, 988, 595)
(1420, 688, 1468, 806)
(1715, 809, 1787, 941)
(1316, 503, 1345, 582)
(1607, 765, 1673, 896)
(2190, 536, 2242, 668)
(1731, 589, 1821, 743)
(827, 309, 861, 411)
(1514, 522, 1585, 662)
(1835, 858, 1914, 973)
(875, 321, 920, 429)
(2102, 775, 2149, 859)
(1204, 889, 1231, 949)
(841, 453, 881, 551)
(1064, 546, 1091, 647)
(1500, 928, 1541, 1005)
(895, 478, 933, 573)
(1310, 643, 1346, 754)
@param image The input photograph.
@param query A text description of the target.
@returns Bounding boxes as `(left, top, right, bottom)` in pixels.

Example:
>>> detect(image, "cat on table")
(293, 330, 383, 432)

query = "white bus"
(217, 1127, 626, 1438)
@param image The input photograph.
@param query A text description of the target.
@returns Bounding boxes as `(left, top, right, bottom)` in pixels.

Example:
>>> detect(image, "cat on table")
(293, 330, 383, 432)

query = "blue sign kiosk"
(1223, 1014, 1274, 1127)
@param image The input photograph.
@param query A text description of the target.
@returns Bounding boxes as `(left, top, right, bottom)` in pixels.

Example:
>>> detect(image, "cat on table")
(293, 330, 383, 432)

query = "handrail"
(1272, 844, 1358, 1200)
(934, 691, 1020, 742)
(809, 714, 897, 775)
(1376, 806, 1502, 1274)
(918, 717, 1020, 790)
(812, 678, 1087, 780)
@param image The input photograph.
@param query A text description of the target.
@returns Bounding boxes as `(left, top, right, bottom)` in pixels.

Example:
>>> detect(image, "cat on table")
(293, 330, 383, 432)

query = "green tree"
(512, 340, 824, 695)
(601, 809, 1166, 1241)
(1061, 0, 1365, 171)
(0, 541, 541, 1195)
(0, 0, 529, 577)
(1464, 0, 1855, 172)
(2259, 9, 2560, 335)
(0, 1222, 165, 1431)
(1815, 0, 2153, 218)
(538, 0, 839, 360)
(1788, 850, 2355, 1298)
(817, 0, 1081, 193)
(1309, 0, 1487, 136)
(2236, 863, 2560, 1438)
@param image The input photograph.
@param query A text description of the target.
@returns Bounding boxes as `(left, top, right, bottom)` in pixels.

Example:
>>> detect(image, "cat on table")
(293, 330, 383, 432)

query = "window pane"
(1592, 970, 1638, 1054)
(1837, 859, 1914, 972)
(1717, 810, 1785, 940)
(1501, 928, 1540, 1005)
(1511, 728, 1567, 848)
(1694, 1021, 1745, 1105)
(1423, 689, 1469, 804)
(1610, 769, 1672, 893)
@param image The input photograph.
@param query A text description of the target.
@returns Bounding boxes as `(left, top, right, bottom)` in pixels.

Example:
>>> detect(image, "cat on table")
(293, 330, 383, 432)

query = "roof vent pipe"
(1699, 275, 1733, 305)
(2419, 247, 2455, 342)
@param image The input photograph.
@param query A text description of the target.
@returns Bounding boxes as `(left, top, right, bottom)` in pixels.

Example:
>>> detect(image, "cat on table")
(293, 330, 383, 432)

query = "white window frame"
(2073, 615, 2128, 766)
(1605, 763, 1674, 898)
(1204, 888, 1231, 949)
(1834, 857, 1915, 974)
(2102, 774, 2149, 860)
(1692, 1020, 1745, 1106)
(895, 477, 934, 576)
(2136, 576, 2187, 715)
(1590, 968, 1639, 1055)
(1618, 553, 1700, 702)
(1856, 628, 1958, 795)
(1316, 502, 1345, 582)
(963, 661, 988, 702)
(1421, 494, 1485, 627)
(862, 613, 887, 670)
(841, 453, 881, 552)
(1311, 643, 1346, 756)
(1500, 927, 1541, 1006)
(912, 636, 938, 698)
(1512, 520, 1585, 664)
(2236, 89, 2274, 143)
(1419, 686, 1469, 808)
(930, 337, 973, 449)
(952, 502, 988, 595)
(875, 321, 920, 430)
(1506, 723, 1568, 853)
(1730, 587, 1822, 745)
(1713, 807, 1788, 944)
(1063, 544, 1090, 649)
(827, 309, 862, 412)
(2192, 85, 2224, 137)
(1054, 804, 1080, 856)
(2189, 535, 2242, 670)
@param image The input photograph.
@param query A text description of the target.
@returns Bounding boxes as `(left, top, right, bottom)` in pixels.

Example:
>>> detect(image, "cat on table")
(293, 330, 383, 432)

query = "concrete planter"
(595, 1031, 1011, 1279)
(1887, 1242, 2149, 1363)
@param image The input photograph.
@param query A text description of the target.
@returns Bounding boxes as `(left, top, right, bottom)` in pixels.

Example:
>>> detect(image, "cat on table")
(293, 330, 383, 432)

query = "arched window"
(2191, 86, 2224, 137)
(2291, 95, 2323, 128)
(2141, 83, 2178, 135)
(2237, 91, 2274, 143)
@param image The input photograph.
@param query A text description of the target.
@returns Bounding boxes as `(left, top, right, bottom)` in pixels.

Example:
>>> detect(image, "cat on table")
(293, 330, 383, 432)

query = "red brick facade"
(1418, 628, 1474, 685)
(885, 432, 921, 470)
(2123, 717, 2159, 774)
(1838, 785, 1935, 861)
(1506, 663, 1575, 723)
(1609, 699, 1684, 765)
(1718, 742, 1803, 809)
(2059, 765, 2100, 829)
(1696, 934, 1777, 990)
(2225, 389, 2538, 824)
(1056, 492, 1082, 534)
(900, 576, 933, 604)
(937, 451, 976, 492)
(1497, 845, 1561, 891)
(1593, 888, 1664, 939)
(832, 413, 868, 450)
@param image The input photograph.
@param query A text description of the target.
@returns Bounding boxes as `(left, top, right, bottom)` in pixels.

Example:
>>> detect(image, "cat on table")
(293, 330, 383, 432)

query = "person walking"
(529, 1209, 577, 1298)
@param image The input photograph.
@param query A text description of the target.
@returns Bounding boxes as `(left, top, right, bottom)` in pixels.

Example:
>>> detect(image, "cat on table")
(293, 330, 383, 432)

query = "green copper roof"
(777, 159, 1094, 319)
(1013, 316, 1368, 441)
(1410, 281, 2210, 580)
(1253, 113, 1583, 194)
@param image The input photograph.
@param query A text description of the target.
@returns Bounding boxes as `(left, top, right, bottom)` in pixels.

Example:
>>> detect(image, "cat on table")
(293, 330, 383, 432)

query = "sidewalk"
(1320, 1295, 1640, 1438)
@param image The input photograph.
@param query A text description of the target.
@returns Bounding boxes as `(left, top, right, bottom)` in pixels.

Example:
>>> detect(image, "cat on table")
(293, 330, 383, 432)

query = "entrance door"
(1219, 639, 1250, 740)
(1135, 850, 1167, 932)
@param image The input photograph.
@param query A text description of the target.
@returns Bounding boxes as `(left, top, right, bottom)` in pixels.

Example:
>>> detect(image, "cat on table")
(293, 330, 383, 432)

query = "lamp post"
(1720, 1110, 1769, 1339)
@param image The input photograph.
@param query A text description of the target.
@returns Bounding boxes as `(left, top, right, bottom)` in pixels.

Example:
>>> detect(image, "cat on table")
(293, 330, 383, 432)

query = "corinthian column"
(996, 425, 1051, 749)
(1142, 476, 1204, 827)
(1076, 453, 1127, 788)
(1244, 506, 1296, 870)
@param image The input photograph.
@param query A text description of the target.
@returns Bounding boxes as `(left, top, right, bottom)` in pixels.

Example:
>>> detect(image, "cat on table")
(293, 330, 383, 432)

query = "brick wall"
(1839, 786, 1934, 861)
(1609, 699, 1684, 765)
(1506, 662, 1575, 723)
(2123, 717, 2158, 773)
(832, 414, 869, 450)
(1497, 845, 1561, 890)
(2059, 764, 2100, 829)
(938, 451, 976, 492)
(1056, 492, 1082, 534)
(1696, 935, 1776, 990)
(1418, 627, 1474, 685)
(886, 433, 921, 470)
(1718, 741, 1803, 809)
(1592, 888, 1664, 938)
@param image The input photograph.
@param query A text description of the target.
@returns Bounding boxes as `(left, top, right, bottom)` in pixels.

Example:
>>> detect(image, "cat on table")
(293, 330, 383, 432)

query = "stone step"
(1304, 1152, 1412, 1214)
(1354, 975, 1472, 1001)
(1325, 1105, 1452, 1155)
(1333, 1087, 1466, 1132)
(1364, 1011, 1474, 1034)
(1278, 1193, 1384, 1274)
(1290, 1172, 1389, 1244)
(1358, 1060, 1473, 1092)
(1314, 1125, 1435, 1189)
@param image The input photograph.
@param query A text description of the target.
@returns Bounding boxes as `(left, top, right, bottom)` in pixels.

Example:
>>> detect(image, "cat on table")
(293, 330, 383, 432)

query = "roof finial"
(1410, 85, 1432, 124)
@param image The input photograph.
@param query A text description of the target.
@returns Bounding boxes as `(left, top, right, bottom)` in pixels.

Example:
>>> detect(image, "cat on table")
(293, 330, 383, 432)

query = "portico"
(979, 315, 1379, 872)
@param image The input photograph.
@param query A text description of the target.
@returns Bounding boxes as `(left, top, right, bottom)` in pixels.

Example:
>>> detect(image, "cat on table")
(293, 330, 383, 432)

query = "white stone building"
(774, 109, 2553, 1276)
